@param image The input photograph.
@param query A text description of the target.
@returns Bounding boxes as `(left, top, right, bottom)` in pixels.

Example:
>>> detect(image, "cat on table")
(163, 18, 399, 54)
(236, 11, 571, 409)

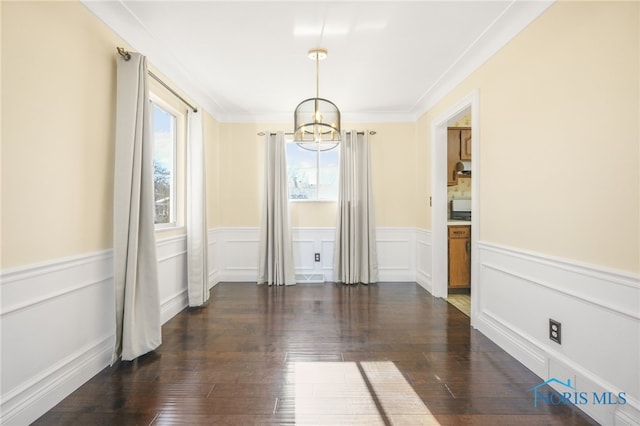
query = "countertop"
(447, 220, 471, 226)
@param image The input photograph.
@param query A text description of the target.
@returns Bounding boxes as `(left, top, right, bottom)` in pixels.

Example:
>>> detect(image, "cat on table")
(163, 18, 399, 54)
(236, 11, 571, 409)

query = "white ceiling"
(81, 1, 553, 123)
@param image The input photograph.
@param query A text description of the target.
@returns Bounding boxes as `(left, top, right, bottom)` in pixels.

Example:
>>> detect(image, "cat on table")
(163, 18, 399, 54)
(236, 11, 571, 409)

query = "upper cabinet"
(447, 129, 461, 186)
(460, 128, 472, 161)
(447, 127, 471, 186)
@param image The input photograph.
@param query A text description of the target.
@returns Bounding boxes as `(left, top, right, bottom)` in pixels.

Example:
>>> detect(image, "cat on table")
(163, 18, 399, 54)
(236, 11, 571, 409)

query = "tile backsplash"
(447, 113, 472, 217)
(451, 113, 471, 127)
(447, 176, 471, 215)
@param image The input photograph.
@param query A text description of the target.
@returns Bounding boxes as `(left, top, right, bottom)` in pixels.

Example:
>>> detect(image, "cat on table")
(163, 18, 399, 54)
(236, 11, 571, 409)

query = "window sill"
(289, 199, 337, 203)
(155, 225, 185, 233)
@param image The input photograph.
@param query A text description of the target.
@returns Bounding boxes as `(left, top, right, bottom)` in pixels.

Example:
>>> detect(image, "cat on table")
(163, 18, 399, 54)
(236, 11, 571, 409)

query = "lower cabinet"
(448, 225, 471, 288)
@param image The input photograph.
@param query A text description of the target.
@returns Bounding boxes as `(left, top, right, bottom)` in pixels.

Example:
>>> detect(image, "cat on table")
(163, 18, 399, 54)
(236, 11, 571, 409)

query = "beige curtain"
(187, 109, 209, 306)
(257, 131, 296, 286)
(333, 130, 378, 285)
(112, 52, 161, 362)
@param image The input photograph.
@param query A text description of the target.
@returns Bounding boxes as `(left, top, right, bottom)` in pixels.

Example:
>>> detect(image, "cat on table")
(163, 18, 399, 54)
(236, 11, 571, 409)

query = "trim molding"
(0, 250, 112, 285)
(80, 1, 553, 123)
(477, 309, 546, 376)
(4, 228, 638, 425)
(1, 277, 112, 317)
(415, 228, 433, 293)
(475, 241, 640, 425)
(412, 1, 554, 120)
(0, 234, 195, 425)
(160, 289, 188, 324)
(211, 227, 422, 283)
(483, 262, 639, 321)
(0, 335, 113, 425)
(478, 241, 640, 289)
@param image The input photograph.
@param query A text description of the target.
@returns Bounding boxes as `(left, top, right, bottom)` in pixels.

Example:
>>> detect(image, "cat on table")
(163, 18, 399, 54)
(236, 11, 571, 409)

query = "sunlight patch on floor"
(286, 361, 441, 425)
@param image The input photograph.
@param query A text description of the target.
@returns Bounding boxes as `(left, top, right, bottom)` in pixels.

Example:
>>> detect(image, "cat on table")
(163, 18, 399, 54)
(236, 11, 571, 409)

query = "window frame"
(149, 92, 185, 230)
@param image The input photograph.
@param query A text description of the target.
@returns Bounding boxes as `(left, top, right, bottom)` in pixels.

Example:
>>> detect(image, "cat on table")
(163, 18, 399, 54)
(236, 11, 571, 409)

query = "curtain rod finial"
(116, 47, 131, 61)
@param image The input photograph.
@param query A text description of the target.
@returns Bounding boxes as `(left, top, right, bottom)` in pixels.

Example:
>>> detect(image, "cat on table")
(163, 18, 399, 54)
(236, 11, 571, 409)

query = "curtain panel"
(257, 131, 296, 286)
(333, 130, 379, 285)
(112, 52, 162, 362)
(187, 109, 210, 306)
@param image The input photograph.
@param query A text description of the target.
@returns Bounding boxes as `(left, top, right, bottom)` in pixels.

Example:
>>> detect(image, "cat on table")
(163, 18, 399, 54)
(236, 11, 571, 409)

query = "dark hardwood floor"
(34, 282, 598, 425)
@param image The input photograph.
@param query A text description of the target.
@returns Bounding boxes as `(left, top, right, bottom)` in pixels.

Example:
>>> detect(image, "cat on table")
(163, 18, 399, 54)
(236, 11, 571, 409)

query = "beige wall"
(415, 113, 431, 231)
(2, 1, 121, 269)
(3, 1, 637, 275)
(214, 121, 418, 228)
(364, 122, 418, 228)
(216, 122, 264, 227)
(418, 1, 639, 273)
(204, 113, 222, 228)
(1, 1, 220, 269)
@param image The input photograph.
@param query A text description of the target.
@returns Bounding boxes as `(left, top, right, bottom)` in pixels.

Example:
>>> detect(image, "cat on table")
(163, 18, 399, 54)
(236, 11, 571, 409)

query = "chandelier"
(294, 48, 341, 144)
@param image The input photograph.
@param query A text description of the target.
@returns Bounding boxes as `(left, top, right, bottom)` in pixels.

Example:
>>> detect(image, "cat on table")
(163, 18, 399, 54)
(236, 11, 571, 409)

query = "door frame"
(430, 90, 480, 328)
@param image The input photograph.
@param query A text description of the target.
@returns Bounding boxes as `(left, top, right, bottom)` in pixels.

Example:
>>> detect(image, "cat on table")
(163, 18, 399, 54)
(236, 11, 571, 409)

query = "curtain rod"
(257, 131, 376, 136)
(116, 47, 198, 113)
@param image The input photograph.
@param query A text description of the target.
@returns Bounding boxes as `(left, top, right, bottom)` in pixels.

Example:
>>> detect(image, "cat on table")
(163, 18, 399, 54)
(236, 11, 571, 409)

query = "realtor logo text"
(530, 378, 627, 408)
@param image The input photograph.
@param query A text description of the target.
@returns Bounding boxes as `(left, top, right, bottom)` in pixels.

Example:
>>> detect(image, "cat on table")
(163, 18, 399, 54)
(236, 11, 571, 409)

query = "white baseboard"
(475, 242, 640, 425)
(161, 289, 188, 324)
(208, 230, 220, 288)
(5, 228, 637, 426)
(0, 234, 197, 425)
(1, 250, 115, 424)
(0, 336, 113, 425)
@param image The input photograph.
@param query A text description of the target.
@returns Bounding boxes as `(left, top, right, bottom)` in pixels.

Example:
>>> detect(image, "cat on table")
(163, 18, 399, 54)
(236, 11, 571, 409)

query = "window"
(151, 101, 177, 225)
(286, 142, 340, 200)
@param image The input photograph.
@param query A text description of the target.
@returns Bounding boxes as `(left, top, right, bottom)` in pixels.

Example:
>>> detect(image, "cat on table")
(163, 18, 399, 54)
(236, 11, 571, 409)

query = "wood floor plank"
(33, 282, 599, 425)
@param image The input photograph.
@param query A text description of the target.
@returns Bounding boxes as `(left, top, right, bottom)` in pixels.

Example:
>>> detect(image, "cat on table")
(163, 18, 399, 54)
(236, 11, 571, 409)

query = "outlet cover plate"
(549, 319, 561, 344)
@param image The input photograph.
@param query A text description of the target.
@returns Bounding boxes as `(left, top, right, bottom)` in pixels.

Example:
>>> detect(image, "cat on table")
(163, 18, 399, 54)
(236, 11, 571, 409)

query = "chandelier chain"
(316, 52, 320, 99)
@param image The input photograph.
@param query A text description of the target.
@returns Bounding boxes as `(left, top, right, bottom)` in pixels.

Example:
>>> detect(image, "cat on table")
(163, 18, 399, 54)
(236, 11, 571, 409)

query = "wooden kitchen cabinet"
(447, 127, 471, 186)
(447, 129, 461, 186)
(460, 128, 472, 161)
(448, 225, 470, 288)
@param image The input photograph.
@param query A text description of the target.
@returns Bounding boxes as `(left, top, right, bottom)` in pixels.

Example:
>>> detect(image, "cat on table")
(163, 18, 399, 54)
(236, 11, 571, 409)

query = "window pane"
(286, 143, 317, 200)
(152, 104, 176, 224)
(318, 146, 339, 199)
(286, 141, 339, 201)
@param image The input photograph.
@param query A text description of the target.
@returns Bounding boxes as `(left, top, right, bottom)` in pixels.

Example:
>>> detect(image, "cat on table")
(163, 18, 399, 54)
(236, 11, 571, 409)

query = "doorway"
(430, 90, 479, 328)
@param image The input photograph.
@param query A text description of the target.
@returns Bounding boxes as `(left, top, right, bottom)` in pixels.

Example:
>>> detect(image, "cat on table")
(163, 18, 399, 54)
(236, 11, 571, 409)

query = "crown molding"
(81, 0, 554, 124)
(80, 0, 226, 119)
(411, 0, 554, 120)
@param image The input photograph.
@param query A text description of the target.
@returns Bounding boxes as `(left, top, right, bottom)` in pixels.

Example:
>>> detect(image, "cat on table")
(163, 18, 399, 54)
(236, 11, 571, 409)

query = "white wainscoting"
(0, 233, 201, 425)
(291, 227, 335, 280)
(1, 227, 423, 424)
(211, 227, 423, 283)
(208, 229, 220, 288)
(212, 227, 260, 282)
(4, 228, 638, 426)
(157, 235, 188, 323)
(415, 228, 433, 293)
(475, 242, 640, 426)
(0, 251, 115, 425)
(376, 227, 417, 282)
